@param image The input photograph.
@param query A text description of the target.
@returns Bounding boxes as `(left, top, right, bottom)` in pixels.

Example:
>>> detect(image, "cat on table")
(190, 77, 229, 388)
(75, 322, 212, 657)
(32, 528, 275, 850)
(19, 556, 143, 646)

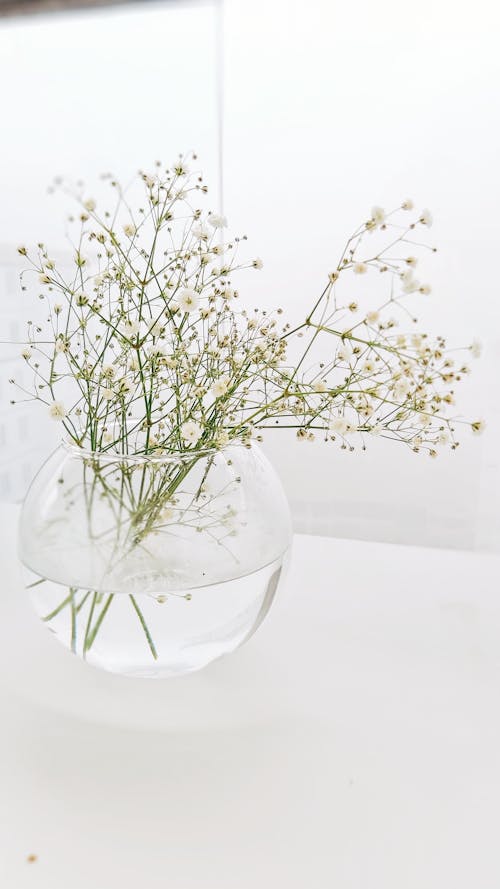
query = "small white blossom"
(192, 223, 210, 241)
(48, 401, 66, 420)
(123, 223, 137, 237)
(102, 387, 114, 401)
(353, 262, 368, 275)
(149, 344, 166, 358)
(21, 347, 32, 359)
(402, 199, 414, 211)
(233, 352, 246, 367)
(470, 340, 482, 359)
(208, 213, 228, 229)
(471, 420, 485, 435)
(401, 270, 420, 293)
(150, 317, 166, 337)
(216, 430, 231, 448)
(211, 375, 230, 398)
(337, 344, 352, 362)
(119, 319, 140, 338)
(366, 310, 379, 325)
(312, 380, 327, 393)
(420, 208, 433, 227)
(172, 160, 190, 177)
(252, 257, 264, 270)
(419, 284, 432, 295)
(329, 416, 349, 435)
(370, 206, 385, 226)
(181, 420, 203, 445)
(394, 378, 411, 400)
(117, 377, 132, 395)
(84, 198, 96, 212)
(178, 288, 199, 313)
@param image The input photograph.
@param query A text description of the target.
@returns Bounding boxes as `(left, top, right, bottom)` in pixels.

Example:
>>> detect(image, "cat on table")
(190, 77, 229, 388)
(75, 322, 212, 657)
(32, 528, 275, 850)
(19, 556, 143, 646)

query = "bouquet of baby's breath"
(12, 153, 483, 663)
(15, 154, 482, 458)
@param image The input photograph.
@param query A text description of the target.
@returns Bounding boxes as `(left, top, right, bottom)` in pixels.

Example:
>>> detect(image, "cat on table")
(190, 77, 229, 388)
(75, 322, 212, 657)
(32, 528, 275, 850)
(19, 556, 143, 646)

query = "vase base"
(26, 551, 289, 678)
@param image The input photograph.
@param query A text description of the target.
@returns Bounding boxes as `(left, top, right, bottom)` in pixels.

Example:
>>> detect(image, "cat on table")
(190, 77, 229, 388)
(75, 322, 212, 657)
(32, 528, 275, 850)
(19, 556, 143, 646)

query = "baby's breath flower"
(420, 208, 433, 227)
(211, 375, 230, 398)
(119, 319, 140, 338)
(370, 206, 385, 226)
(192, 223, 210, 241)
(172, 159, 190, 177)
(13, 163, 479, 468)
(330, 416, 349, 435)
(208, 213, 227, 229)
(48, 401, 67, 420)
(55, 337, 68, 354)
(181, 420, 203, 445)
(116, 377, 132, 396)
(215, 430, 231, 448)
(337, 344, 351, 362)
(402, 199, 414, 210)
(353, 262, 368, 275)
(393, 378, 411, 400)
(313, 380, 327, 393)
(470, 339, 482, 359)
(471, 420, 486, 435)
(178, 288, 199, 313)
(401, 270, 419, 294)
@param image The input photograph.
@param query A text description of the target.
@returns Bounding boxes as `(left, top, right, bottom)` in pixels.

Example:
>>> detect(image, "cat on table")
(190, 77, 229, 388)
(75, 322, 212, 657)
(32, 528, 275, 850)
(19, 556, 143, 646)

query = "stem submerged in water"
(129, 594, 158, 660)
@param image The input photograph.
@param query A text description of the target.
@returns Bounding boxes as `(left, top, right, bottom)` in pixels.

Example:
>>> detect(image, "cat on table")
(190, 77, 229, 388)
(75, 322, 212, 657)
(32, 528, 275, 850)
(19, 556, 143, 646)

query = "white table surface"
(1, 501, 500, 888)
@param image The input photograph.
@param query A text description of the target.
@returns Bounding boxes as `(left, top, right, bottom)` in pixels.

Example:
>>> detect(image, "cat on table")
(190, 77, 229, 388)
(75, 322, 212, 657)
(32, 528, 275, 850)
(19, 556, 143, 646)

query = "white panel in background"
(223, 0, 500, 552)
(0, 0, 220, 501)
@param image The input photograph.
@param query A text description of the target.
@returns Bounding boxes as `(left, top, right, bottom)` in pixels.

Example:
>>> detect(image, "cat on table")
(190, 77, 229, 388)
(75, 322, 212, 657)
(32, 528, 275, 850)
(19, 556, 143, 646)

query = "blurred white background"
(1, 0, 499, 551)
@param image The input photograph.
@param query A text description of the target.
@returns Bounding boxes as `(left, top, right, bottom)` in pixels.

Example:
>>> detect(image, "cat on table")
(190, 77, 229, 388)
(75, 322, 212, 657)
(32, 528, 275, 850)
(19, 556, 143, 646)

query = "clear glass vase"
(18, 442, 292, 678)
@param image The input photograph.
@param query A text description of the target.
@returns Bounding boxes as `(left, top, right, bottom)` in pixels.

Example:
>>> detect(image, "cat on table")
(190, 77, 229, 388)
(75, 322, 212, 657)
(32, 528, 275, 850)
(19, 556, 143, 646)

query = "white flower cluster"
(13, 157, 481, 458)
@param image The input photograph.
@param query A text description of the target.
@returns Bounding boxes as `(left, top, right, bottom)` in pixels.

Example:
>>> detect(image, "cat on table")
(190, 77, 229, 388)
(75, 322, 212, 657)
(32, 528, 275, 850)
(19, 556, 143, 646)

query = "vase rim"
(60, 438, 247, 464)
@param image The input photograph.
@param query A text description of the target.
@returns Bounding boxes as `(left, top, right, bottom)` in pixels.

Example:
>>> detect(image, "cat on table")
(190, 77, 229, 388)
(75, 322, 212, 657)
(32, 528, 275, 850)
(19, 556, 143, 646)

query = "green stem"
(129, 595, 158, 661)
(84, 594, 114, 654)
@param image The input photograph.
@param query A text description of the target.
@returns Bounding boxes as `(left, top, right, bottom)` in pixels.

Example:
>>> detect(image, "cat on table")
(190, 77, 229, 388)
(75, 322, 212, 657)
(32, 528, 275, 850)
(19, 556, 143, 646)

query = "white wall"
(0, 0, 498, 552)
(223, 0, 500, 551)
(0, 0, 220, 499)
